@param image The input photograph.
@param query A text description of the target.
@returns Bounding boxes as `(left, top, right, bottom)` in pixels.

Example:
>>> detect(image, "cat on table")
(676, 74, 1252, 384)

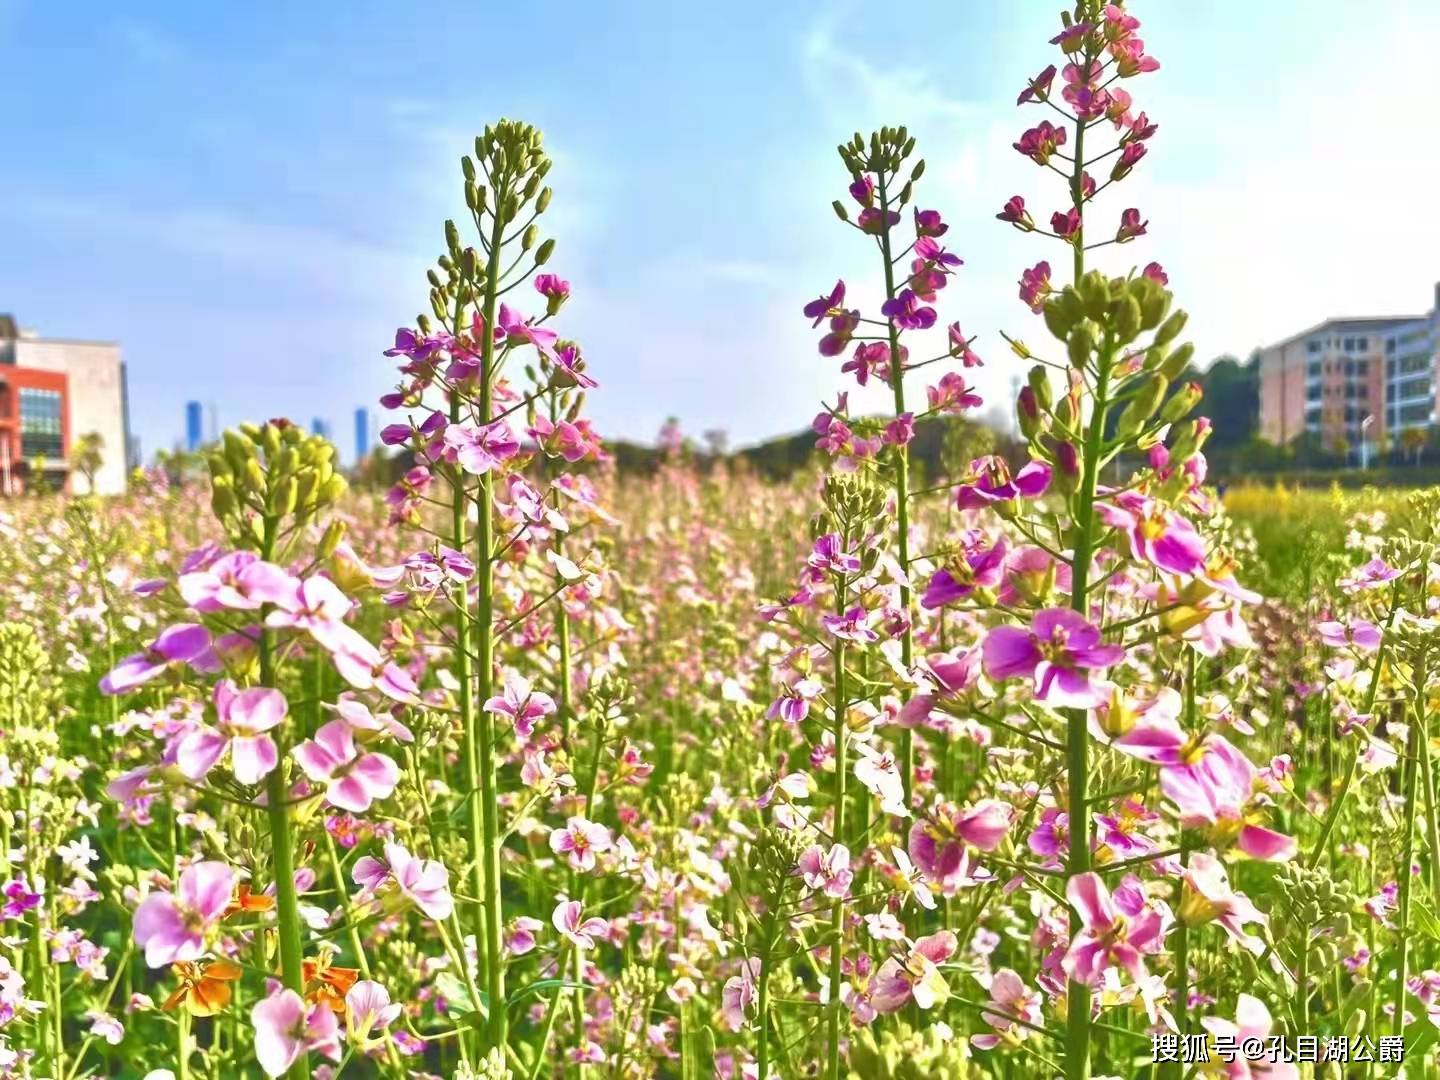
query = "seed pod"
(1113, 295, 1142, 344)
(536, 187, 552, 213)
(1116, 374, 1169, 438)
(535, 238, 555, 265)
(1160, 342, 1195, 380)
(1067, 321, 1096, 369)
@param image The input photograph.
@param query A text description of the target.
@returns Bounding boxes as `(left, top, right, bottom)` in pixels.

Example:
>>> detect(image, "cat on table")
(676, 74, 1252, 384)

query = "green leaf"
(509, 978, 588, 1007)
(1410, 899, 1440, 942)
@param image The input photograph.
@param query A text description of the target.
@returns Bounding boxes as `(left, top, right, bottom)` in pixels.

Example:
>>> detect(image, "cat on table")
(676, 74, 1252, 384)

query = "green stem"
(260, 513, 309, 1080)
(1391, 651, 1426, 1037)
(826, 574, 848, 1080)
(876, 169, 915, 805)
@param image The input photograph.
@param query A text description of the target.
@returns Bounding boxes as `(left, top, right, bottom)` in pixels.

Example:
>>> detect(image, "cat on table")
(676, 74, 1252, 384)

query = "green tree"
(72, 431, 104, 492)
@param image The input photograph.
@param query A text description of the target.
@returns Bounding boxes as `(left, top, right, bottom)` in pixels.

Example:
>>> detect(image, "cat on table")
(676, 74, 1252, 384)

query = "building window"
(1399, 401, 1434, 425)
(18, 387, 63, 459)
(1356, 360, 1369, 375)
(1307, 360, 1321, 378)
(1307, 340, 1322, 355)
(1307, 384, 1322, 402)
(1356, 337, 1368, 351)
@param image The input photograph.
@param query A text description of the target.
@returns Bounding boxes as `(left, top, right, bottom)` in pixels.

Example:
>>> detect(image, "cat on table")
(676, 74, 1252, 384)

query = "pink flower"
(808, 534, 862, 575)
(345, 980, 401, 1050)
(853, 743, 907, 816)
(1143, 262, 1168, 285)
(921, 537, 1007, 610)
(1177, 853, 1266, 953)
(444, 420, 520, 475)
(252, 989, 341, 1077)
(132, 861, 234, 967)
(1097, 493, 1208, 577)
(1317, 619, 1382, 652)
(507, 916, 544, 956)
(178, 552, 298, 613)
(927, 372, 983, 414)
(1050, 208, 1081, 239)
(908, 800, 1012, 894)
(496, 303, 559, 362)
(175, 681, 286, 785)
(982, 608, 1125, 709)
(549, 816, 613, 873)
(352, 842, 453, 921)
(534, 273, 571, 315)
(872, 931, 957, 1012)
(1018, 261, 1052, 313)
(1016, 64, 1057, 105)
(1062, 872, 1167, 986)
(293, 721, 400, 813)
(795, 843, 853, 899)
(970, 968, 1043, 1049)
(327, 694, 413, 743)
(1013, 121, 1067, 166)
(1116, 207, 1148, 243)
(953, 457, 1051, 510)
(1112, 141, 1147, 181)
(803, 281, 846, 327)
(483, 670, 558, 738)
(1200, 995, 1299, 1080)
(720, 957, 761, 1031)
(552, 900, 609, 950)
(996, 196, 1035, 231)
(821, 606, 879, 644)
(100, 624, 214, 695)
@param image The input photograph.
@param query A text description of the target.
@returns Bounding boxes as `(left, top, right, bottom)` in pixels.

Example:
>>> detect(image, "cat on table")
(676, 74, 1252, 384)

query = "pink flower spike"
(252, 990, 342, 1077)
(483, 669, 558, 738)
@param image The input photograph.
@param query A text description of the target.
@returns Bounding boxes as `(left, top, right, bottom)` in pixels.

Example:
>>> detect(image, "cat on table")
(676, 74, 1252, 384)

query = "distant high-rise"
(354, 407, 371, 464)
(311, 417, 330, 442)
(185, 401, 204, 453)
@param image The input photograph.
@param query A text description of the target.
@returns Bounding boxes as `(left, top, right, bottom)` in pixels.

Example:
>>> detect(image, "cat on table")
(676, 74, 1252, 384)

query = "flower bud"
(1153, 310, 1188, 349)
(522, 223, 538, 251)
(1067, 321, 1096, 369)
(911, 159, 925, 182)
(1137, 282, 1172, 330)
(1115, 374, 1168, 438)
(461, 155, 476, 183)
(832, 200, 849, 222)
(210, 478, 238, 519)
(536, 187, 552, 213)
(1052, 441, 1081, 494)
(1159, 342, 1195, 381)
(1159, 381, 1203, 424)
(535, 238, 555, 266)
(1017, 386, 1042, 439)
(319, 520, 346, 558)
(1027, 365, 1053, 412)
(1078, 271, 1111, 319)
(1113, 295, 1142, 344)
(444, 219, 460, 254)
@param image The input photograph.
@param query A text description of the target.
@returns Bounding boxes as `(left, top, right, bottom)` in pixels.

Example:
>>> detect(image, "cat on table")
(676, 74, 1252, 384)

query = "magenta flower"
(808, 534, 862, 575)
(982, 608, 1125, 709)
(293, 721, 400, 813)
(483, 669, 558, 737)
(920, 536, 1007, 609)
(1016, 64, 1057, 105)
(444, 420, 520, 475)
(842, 340, 890, 387)
(899, 648, 980, 727)
(821, 606, 879, 644)
(881, 289, 937, 331)
(1013, 121, 1067, 166)
(553, 899, 609, 950)
(1061, 61, 1110, 119)
(947, 323, 983, 367)
(2, 876, 43, 919)
(352, 841, 453, 921)
(1018, 260, 1052, 313)
(872, 931, 957, 1013)
(252, 989, 341, 1077)
(1062, 872, 1167, 986)
(848, 176, 875, 207)
(1112, 141, 1147, 181)
(1097, 494, 1208, 577)
(132, 861, 234, 968)
(1116, 208, 1148, 242)
(803, 280, 846, 327)
(795, 843, 853, 899)
(100, 623, 213, 695)
(927, 372, 984, 414)
(997, 195, 1035, 230)
(954, 456, 1051, 510)
(534, 273, 571, 315)
(1142, 261, 1168, 285)
(1050, 208, 1081, 239)
(908, 800, 1012, 894)
(496, 303, 559, 362)
(175, 680, 286, 785)
(549, 816, 613, 873)
(857, 207, 900, 234)
(383, 328, 450, 361)
(817, 309, 859, 357)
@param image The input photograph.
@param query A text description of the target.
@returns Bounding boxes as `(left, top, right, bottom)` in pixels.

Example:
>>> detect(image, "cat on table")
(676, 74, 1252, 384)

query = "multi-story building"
(0, 314, 132, 495)
(1259, 284, 1440, 454)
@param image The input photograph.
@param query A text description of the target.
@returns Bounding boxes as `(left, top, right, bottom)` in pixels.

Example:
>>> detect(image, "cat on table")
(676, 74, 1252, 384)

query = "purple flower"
(982, 608, 1124, 709)
(803, 281, 846, 327)
(821, 606, 879, 644)
(881, 289, 937, 331)
(483, 669, 558, 738)
(496, 304, 559, 362)
(953, 457, 1051, 510)
(914, 209, 948, 237)
(808, 534, 861, 575)
(383, 328, 449, 361)
(921, 537, 1007, 610)
(534, 273, 571, 315)
(132, 861, 234, 967)
(353, 842, 454, 921)
(1317, 619, 1383, 653)
(178, 553, 297, 613)
(1097, 494, 1208, 577)
(100, 624, 214, 695)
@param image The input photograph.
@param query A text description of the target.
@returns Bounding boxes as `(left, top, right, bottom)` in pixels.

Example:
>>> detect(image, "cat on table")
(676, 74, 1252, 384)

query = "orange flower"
(162, 959, 243, 1017)
(303, 954, 360, 1014)
(223, 884, 276, 919)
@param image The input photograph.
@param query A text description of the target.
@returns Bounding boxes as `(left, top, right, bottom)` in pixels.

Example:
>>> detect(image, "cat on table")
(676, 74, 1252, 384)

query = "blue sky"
(3, 2, 1438, 462)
